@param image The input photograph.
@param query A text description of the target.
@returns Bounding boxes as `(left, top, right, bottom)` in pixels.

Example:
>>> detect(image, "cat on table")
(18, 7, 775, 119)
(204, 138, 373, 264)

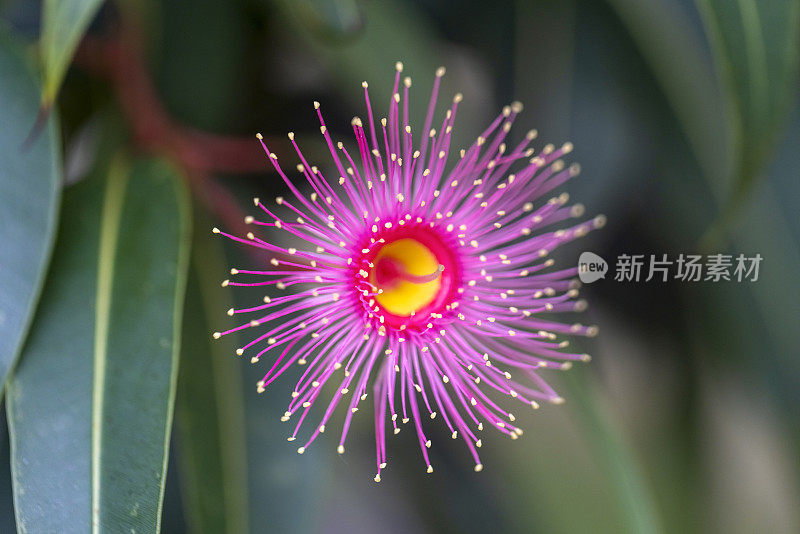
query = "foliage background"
(0, 0, 798, 532)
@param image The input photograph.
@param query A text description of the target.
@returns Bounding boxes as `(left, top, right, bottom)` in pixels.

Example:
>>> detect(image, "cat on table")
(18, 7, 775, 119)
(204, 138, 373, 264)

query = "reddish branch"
(76, 27, 275, 174)
(75, 23, 276, 237)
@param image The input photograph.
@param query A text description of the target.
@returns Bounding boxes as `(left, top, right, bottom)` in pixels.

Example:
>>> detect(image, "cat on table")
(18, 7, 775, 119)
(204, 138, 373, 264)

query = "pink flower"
(214, 63, 603, 481)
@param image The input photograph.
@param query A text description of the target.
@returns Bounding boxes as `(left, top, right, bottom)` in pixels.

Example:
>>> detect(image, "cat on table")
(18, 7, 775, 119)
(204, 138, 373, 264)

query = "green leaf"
(489, 366, 662, 534)
(272, 0, 488, 151)
(93, 157, 192, 531)
(41, 0, 105, 104)
(289, 0, 364, 39)
(229, 253, 327, 534)
(6, 174, 101, 533)
(175, 212, 248, 534)
(606, 0, 729, 187)
(563, 368, 662, 534)
(155, 0, 246, 131)
(274, 0, 439, 106)
(695, 0, 800, 195)
(6, 156, 192, 533)
(206, 231, 326, 533)
(0, 34, 61, 392)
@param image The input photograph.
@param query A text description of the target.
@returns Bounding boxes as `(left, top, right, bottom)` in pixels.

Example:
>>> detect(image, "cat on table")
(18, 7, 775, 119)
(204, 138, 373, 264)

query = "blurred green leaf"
(513, 4, 664, 531)
(40, 0, 104, 104)
(6, 156, 192, 532)
(514, 0, 575, 142)
(695, 0, 800, 197)
(175, 212, 248, 534)
(563, 368, 661, 534)
(289, 0, 363, 40)
(234, 268, 327, 534)
(0, 33, 60, 394)
(199, 216, 328, 533)
(607, 0, 728, 187)
(490, 367, 661, 534)
(273, 0, 489, 148)
(155, 0, 246, 132)
(274, 0, 438, 107)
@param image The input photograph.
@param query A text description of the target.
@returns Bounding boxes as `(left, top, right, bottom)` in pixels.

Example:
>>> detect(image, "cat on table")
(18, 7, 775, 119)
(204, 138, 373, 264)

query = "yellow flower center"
(370, 238, 442, 317)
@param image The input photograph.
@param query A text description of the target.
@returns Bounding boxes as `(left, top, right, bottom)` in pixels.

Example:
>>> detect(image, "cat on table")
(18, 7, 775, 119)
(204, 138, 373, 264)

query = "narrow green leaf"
(563, 368, 662, 534)
(606, 0, 729, 187)
(93, 157, 192, 532)
(695, 0, 800, 194)
(490, 367, 662, 534)
(0, 33, 61, 391)
(6, 175, 102, 533)
(41, 0, 105, 103)
(175, 212, 248, 534)
(6, 157, 192, 533)
(217, 237, 326, 533)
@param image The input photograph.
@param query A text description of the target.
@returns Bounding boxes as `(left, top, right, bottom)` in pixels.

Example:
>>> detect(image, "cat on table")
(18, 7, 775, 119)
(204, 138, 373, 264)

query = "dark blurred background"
(2, 0, 798, 532)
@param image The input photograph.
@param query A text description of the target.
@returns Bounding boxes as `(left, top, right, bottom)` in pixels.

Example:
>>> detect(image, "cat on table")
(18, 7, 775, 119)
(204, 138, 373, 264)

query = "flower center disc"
(372, 239, 441, 315)
(365, 225, 460, 330)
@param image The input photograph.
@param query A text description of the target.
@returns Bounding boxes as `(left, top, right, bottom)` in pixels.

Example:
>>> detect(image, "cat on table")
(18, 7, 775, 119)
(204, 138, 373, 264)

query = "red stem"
(74, 21, 278, 236)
